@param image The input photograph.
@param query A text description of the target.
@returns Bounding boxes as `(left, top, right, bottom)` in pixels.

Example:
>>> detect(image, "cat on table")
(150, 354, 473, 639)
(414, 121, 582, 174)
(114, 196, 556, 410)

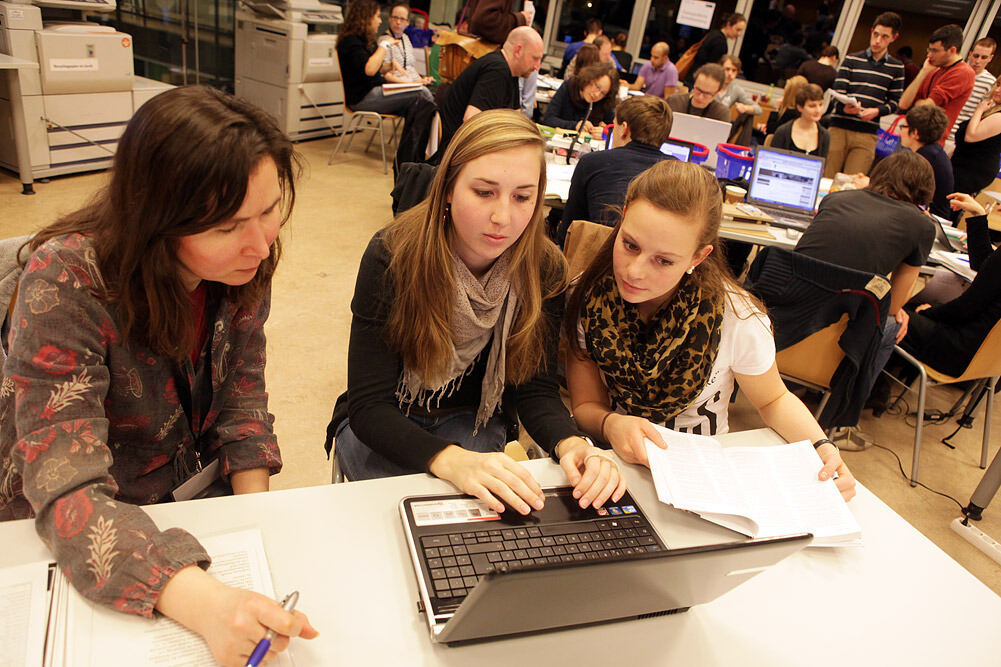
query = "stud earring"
(686, 266, 694, 275)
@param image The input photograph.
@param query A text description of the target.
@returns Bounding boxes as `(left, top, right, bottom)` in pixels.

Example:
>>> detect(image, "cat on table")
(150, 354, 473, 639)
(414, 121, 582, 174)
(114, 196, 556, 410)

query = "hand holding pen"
(246, 591, 302, 667)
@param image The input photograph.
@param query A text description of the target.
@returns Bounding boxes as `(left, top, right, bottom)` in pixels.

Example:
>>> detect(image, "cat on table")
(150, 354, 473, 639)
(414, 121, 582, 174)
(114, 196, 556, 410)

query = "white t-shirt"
(583, 291, 775, 437)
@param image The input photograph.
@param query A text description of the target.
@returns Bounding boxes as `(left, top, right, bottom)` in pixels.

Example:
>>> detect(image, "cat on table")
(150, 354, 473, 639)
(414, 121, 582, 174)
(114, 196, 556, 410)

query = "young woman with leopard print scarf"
(563, 160, 856, 502)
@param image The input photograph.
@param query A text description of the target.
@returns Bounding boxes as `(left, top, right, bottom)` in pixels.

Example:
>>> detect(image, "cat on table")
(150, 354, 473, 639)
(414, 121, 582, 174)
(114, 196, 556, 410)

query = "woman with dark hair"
(542, 62, 619, 139)
(329, 110, 625, 514)
(0, 86, 317, 665)
(336, 0, 432, 114)
(563, 161, 854, 500)
(771, 83, 830, 156)
(688, 12, 747, 85)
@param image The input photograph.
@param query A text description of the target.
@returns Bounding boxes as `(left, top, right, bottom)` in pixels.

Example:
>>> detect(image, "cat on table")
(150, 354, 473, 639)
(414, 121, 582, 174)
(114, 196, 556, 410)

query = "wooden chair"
(893, 319, 1001, 486)
(763, 133, 774, 147)
(564, 219, 613, 280)
(776, 314, 849, 422)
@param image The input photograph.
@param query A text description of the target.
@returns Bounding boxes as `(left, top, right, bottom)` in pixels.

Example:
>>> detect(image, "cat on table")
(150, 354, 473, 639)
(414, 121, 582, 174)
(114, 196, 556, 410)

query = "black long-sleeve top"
(334, 232, 583, 471)
(542, 80, 615, 130)
(337, 34, 385, 108)
(903, 215, 1001, 376)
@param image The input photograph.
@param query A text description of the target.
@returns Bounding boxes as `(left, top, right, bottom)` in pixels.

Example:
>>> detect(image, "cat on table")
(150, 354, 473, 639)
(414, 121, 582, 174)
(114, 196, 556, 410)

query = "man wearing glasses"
(382, 3, 434, 86)
(825, 12, 905, 178)
(665, 63, 730, 123)
(899, 24, 975, 145)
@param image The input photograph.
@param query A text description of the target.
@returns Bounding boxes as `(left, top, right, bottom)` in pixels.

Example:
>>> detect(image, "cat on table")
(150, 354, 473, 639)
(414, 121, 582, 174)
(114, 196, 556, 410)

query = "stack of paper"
(646, 427, 862, 547)
(3, 528, 294, 666)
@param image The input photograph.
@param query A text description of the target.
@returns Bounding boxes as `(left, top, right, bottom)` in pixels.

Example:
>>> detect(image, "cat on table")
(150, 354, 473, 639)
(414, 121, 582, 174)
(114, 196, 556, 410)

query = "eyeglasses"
(692, 86, 717, 97)
(390, 14, 409, 21)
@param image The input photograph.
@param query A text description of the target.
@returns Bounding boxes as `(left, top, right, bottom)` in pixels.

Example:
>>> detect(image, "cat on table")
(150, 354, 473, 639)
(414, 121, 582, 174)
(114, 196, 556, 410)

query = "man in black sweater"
(436, 26, 543, 159)
(899, 104, 953, 219)
(555, 95, 674, 246)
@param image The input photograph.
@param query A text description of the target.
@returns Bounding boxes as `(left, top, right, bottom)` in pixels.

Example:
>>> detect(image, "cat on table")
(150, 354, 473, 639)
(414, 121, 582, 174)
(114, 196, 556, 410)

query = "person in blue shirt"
(898, 104, 953, 219)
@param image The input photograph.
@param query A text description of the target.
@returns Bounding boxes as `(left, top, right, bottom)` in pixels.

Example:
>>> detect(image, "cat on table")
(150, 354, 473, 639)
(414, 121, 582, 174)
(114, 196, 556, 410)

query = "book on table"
(645, 427, 862, 547)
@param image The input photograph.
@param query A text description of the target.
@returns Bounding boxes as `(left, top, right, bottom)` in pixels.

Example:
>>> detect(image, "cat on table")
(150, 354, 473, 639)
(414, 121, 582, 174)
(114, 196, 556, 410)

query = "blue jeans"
(353, 85, 433, 114)
(334, 411, 507, 480)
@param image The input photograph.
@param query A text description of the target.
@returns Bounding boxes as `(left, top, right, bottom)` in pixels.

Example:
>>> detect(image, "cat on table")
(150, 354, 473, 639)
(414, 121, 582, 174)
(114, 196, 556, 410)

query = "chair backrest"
(564, 220, 613, 281)
(776, 314, 848, 389)
(951, 318, 1001, 383)
(764, 133, 774, 147)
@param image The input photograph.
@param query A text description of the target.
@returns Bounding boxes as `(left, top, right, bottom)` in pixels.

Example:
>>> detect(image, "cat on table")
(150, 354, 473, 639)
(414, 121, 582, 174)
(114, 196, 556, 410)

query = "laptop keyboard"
(420, 517, 664, 606)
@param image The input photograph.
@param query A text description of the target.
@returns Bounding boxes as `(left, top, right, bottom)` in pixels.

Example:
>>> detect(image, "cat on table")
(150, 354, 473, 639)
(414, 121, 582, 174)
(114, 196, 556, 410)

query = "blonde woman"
(951, 80, 1001, 199)
(563, 161, 855, 501)
(759, 75, 809, 136)
(330, 110, 625, 513)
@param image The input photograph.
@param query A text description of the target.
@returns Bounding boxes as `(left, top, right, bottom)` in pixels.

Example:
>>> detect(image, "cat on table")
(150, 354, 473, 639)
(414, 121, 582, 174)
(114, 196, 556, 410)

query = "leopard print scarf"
(581, 270, 724, 423)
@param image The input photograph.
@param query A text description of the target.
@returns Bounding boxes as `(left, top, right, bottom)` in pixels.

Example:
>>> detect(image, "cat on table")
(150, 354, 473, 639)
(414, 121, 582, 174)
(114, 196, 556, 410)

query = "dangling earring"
(686, 266, 694, 275)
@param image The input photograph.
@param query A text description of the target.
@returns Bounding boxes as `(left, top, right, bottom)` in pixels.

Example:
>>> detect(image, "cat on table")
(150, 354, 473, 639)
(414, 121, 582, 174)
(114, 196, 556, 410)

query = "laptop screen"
(660, 140, 692, 162)
(748, 147, 825, 213)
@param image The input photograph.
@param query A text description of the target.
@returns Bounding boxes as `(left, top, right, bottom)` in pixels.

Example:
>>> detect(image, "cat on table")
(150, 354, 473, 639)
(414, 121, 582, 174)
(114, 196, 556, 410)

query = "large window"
(737, 0, 841, 86)
(643, 0, 737, 60)
(554, 0, 635, 47)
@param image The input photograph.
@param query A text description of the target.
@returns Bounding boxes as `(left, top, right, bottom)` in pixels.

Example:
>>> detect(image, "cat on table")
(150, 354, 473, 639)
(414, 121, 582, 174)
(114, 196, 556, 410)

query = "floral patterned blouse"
(0, 233, 281, 617)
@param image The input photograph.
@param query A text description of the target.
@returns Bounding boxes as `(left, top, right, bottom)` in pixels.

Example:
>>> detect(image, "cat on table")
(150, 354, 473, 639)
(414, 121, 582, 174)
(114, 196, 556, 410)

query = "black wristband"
(813, 437, 835, 450)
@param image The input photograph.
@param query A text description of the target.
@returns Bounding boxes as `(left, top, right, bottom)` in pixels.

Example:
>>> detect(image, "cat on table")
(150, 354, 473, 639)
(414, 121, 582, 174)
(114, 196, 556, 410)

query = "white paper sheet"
(0, 560, 49, 667)
(66, 528, 294, 667)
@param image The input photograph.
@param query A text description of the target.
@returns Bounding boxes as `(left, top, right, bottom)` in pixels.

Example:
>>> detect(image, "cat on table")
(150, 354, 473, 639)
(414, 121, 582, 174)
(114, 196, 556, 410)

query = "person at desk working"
(329, 110, 625, 516)
(541, 61, 619, 139)
(795, 150, 936, 350)
(666, 63, 731, 124)
(897, 193, 1001, 377)
(435, 26, 543, 159)
(562, 161, 856, 500)
(898, 104, 953, 219)
(336, 0, 432, 115)
(628, 42, 678, 98)
(0, 87, 317, 666)
(556, 95, 674, 246)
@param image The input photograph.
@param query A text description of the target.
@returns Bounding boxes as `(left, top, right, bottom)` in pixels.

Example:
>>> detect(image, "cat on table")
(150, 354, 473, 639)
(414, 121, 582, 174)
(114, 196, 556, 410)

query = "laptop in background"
(400, 486, 810, 644)
(745, 146, 826, 230)
(660, 138, 693, 162)
(668, 112, 731, 168)
(930, 212, 961, 252)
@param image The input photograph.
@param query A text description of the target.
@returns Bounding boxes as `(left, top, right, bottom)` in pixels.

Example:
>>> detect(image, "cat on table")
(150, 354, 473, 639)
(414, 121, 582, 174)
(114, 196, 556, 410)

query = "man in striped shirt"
(948, 37, 997, 143)
(824, 12, 905, 179)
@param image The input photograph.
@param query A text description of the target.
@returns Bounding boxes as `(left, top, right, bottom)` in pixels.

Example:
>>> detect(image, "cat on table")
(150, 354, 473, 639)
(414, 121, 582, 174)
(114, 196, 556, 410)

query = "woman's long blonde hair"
(385, 110, 568, 386)
(779, 75, 808, 115)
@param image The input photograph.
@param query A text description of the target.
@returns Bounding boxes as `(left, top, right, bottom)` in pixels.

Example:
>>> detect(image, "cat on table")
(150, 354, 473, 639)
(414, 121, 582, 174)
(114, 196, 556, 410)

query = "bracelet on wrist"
(813, 437, 835, 450)
(599, 411, 614, 441)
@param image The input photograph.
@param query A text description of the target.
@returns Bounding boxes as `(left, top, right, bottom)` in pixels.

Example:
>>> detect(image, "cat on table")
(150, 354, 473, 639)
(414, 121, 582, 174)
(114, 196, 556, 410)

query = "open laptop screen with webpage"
(747, 146, 825, 216)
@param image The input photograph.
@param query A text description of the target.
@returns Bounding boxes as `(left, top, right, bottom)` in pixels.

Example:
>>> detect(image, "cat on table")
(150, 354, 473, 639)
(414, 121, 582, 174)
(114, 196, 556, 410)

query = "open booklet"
(4, 527, 294, 667)
(646, 427, 862, 547)
(382, 82, 425, 96)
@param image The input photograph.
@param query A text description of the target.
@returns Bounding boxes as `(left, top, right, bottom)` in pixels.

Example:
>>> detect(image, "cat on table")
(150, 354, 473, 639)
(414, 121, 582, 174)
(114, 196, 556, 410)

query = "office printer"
(0, 0, 172, 180)
(235, 0, 344, 141)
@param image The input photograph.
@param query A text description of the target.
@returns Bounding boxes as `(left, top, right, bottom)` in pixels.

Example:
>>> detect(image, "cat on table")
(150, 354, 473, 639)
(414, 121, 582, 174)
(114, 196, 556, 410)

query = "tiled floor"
(3, 134, 999, 598)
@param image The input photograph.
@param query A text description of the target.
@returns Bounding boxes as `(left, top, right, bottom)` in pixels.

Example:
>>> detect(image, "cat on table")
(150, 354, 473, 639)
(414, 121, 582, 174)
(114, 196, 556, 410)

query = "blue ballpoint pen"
(246, 591, 299, 667)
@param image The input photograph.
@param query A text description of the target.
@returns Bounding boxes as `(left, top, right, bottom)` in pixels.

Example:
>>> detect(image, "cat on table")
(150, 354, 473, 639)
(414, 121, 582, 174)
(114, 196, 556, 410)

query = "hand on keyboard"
(428, 445, 545, 515)
(557, 437, 627, 509)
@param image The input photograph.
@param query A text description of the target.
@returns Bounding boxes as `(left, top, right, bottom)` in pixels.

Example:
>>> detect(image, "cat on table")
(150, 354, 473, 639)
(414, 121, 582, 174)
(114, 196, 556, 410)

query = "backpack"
(675, 36, 707, 83)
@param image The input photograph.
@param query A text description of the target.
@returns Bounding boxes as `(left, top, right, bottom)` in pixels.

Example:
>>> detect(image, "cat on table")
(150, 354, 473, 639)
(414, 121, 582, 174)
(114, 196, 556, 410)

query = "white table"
(0, 53, 40, 195)
(2, 428, 1000, 665)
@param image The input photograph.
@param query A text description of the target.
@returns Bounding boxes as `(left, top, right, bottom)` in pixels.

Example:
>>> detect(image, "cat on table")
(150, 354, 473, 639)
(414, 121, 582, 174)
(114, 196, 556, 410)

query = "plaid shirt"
(0, 233, 280, 617)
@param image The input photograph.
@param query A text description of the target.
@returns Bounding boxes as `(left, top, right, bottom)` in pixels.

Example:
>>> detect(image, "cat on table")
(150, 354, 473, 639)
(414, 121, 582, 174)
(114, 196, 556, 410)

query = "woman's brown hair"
(570, 62, 620, 124)
(564, 160, 754, 357)
(385, 110, 568, 386)
(866, 150, 934, 207)
(572, 43, 601, 72)
(28, 85, 300, 360)
(341, 0, 381, 47)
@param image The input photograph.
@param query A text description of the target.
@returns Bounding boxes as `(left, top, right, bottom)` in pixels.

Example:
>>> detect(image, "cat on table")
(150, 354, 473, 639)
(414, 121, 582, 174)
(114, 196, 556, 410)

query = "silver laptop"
(746, 146, 826, 230)
(400, 486, 810, 644)
(668, 112, 732, 168)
